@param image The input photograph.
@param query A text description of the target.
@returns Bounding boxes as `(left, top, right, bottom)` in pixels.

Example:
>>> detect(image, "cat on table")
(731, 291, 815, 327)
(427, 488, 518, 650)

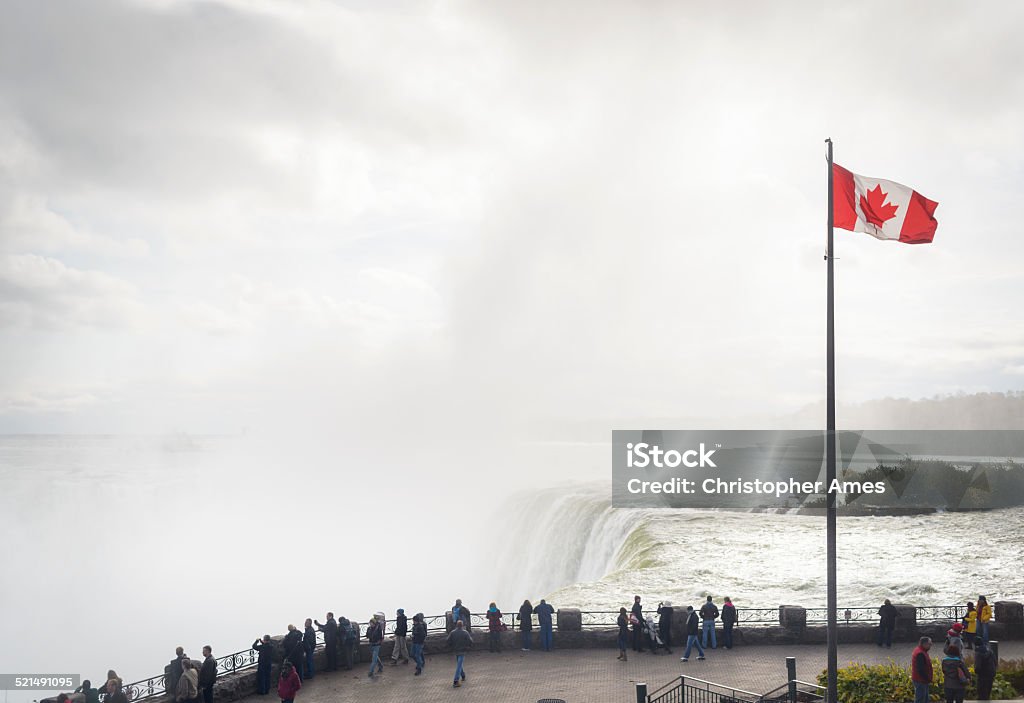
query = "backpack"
(340, 618, 355, 642)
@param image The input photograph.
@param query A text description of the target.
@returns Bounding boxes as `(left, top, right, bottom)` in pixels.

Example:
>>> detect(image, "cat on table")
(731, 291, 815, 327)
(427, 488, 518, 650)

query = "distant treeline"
(841, 457, 1024, 510)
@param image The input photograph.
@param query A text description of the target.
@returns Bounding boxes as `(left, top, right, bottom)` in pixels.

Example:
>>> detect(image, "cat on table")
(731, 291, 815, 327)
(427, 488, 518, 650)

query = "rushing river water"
(2, 436, 1021, 702)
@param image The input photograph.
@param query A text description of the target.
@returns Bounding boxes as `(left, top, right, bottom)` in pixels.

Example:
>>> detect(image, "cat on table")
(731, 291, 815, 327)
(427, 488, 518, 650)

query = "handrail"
(678, 675, 762, 698)
(118, 602, 996, 702)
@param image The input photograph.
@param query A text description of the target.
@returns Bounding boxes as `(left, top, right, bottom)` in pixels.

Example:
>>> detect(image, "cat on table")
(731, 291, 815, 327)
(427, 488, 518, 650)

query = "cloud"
(1, 0, 1023, 432)
(0, 253, 146, 329)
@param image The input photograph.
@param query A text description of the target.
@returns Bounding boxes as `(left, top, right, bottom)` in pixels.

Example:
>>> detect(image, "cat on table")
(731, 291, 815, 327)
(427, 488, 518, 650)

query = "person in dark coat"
(198, 646, 217, 703)
(974, 640, 998, 701)
(517, 600, 533, 651)
(535, 599, 555, 651)
(314, 613, 338, 672)
(351, 620, 362, 664)
(877, 599, 899, 648)
(253, 636, 275, 695)
(391, 608, 410, 664)
(616, 607, 629, 661)
(281, 625, 305, 681)
(366, 613, 385, 678)
(447, 620, 473, 688)
(630, 596, 645, 652)
(657, 601, 674, 654)
(411, 613, 428, 675)
(680, 605, 706, 662)
(721, 597, 738, 649)
(302, 619, 316, 679)
(338, 617, 356, 670)
(100, 671, 122, 703)
(165, 648, 186, 698)
(700, 596, 719, 649)
(105, 683, 128, 703)
(75, 680, 101, 703)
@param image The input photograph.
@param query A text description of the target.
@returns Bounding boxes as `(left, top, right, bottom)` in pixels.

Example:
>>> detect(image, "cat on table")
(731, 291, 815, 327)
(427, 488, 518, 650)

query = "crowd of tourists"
(155, 597, 559, 697)
(613, 594, 738, 662)
(905, 595, 997, 703)
(77, 593, 1001, 701)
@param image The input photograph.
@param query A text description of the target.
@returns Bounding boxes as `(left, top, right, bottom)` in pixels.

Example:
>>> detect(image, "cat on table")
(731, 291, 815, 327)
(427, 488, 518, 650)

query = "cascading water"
(490, 484, 648, 602)
(494, 483, 1024, 613)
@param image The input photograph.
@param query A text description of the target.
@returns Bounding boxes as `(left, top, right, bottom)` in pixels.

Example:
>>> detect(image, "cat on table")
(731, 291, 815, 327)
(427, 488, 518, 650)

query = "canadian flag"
(832, 163, 938, 244)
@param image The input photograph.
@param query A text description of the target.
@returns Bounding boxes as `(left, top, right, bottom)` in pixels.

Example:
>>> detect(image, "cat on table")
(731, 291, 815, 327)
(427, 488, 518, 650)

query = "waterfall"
(490, 484, 648, 602)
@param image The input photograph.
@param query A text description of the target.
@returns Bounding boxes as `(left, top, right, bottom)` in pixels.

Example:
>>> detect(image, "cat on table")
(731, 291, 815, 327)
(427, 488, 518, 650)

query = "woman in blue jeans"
(366, 614, 384, 677)
(411, 613, 428, 675)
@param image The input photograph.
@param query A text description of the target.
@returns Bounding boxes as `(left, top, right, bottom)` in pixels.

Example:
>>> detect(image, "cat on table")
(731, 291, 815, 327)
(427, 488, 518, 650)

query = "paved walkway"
(252, 640, 1024, 703)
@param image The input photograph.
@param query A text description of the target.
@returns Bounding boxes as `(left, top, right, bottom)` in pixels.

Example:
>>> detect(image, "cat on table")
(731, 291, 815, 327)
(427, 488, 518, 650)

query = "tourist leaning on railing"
(721, 597, 737, 649)
(281, 626, 304, 681)
(518, 599, 533, 651)
(486, 602, 504, 653)
(252, 636, 274, 695)
(302, 620, 316, 679)
(656, 601, 674, 654)
(313, 613, 338, 672)
(535, 599, 555, 651)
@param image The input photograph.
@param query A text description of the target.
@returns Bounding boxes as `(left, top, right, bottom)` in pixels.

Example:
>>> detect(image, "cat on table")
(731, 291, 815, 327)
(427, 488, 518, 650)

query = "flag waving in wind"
(832, 163, 939, 244)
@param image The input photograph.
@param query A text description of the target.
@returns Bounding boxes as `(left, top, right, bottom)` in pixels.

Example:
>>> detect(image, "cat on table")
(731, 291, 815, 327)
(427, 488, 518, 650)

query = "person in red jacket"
(910, 636, 933, 703)
(277, 662, 301, 703)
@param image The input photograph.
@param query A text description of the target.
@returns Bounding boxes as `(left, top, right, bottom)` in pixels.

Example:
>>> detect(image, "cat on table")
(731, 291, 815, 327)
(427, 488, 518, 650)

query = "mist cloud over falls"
(1, 1, 1024, 436)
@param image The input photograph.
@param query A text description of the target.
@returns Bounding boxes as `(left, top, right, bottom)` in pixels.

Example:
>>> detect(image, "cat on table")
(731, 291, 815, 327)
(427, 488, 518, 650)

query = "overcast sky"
(2, 0, 1023, 436)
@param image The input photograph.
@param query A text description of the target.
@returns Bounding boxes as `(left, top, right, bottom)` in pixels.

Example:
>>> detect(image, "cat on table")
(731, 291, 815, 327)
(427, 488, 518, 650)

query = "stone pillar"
(557, 608, 582, 631)
(894, 604, 917, 639)
(671, 608, 687, 645)
(779, 605, 806, 629)
(995, 601, 1023, 624)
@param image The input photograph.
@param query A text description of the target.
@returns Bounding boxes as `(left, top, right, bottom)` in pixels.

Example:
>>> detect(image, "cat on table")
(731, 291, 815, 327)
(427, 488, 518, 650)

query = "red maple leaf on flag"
(859, 184, 899, 227)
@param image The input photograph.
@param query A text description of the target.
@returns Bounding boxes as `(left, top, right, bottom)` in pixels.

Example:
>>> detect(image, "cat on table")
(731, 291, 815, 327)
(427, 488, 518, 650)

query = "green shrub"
(995, 657, 1024, 695)
(815, 658, 1017, 703)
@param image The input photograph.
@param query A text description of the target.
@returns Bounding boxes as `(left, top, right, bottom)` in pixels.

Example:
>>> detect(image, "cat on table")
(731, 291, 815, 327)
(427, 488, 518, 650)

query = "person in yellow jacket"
(977, 595, 993, 644)
(962, 602, 977, 650)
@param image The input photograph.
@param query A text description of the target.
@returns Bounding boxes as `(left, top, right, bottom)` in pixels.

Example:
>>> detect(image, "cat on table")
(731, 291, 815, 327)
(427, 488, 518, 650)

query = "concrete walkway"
(247, 640, 1024, 703)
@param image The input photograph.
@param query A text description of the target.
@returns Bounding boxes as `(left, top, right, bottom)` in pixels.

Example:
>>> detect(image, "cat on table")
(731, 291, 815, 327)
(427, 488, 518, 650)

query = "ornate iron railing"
(122, 675, 166, 703)
(116, 603, 995, 702)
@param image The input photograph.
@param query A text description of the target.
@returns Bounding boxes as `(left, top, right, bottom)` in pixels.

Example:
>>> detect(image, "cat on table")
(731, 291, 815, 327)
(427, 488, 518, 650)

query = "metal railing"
(645, 675, 762, 703)
(119, 603, 988, 702)
(760, 679, 827, 703)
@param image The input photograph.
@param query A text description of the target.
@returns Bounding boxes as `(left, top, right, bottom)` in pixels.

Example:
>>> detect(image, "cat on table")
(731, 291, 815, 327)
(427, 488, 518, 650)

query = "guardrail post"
(786, 657, 797, 703)
(991, 640, 999, 666)
(679, 675, 686, 703)
(635, 681, 647, 703)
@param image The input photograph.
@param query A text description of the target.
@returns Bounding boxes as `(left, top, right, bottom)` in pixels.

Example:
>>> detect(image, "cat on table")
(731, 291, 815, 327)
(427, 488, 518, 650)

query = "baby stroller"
(644, 616, 663, 654)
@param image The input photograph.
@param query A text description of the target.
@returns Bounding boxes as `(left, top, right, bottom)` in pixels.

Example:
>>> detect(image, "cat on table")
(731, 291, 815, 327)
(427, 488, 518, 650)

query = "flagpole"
(825, 137, 838, 703)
